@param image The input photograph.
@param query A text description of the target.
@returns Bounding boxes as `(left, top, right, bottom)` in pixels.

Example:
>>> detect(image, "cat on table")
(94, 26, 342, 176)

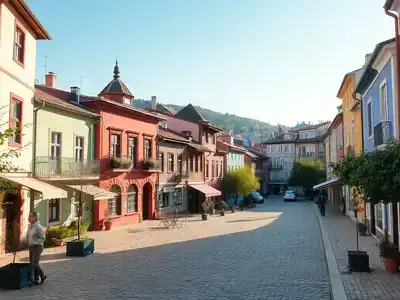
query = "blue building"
(356, 37, 397, 244)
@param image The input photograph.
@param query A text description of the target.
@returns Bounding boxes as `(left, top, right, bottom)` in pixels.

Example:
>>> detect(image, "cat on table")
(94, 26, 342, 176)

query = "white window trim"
(367, 98, 373, 140)
(379, 79, 389, 122)
(46, 198, 62, 226)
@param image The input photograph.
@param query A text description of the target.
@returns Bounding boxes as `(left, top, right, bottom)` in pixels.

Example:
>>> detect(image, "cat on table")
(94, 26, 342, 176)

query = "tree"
(288, 160, 325, 193)
(221, 166, 260, 205)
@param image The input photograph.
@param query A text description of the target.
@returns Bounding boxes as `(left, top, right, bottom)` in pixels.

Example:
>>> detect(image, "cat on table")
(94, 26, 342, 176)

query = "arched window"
(127, 185, 138, 213)
(109, 185, 121, 216)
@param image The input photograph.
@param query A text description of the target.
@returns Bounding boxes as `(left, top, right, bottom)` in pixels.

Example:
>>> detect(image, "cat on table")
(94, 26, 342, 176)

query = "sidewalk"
(321, 205, 400, 300)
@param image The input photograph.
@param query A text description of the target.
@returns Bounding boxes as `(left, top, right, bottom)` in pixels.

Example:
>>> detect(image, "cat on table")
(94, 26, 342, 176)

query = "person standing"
(27, 212, 47, 285)
(318, 190, 327, 217)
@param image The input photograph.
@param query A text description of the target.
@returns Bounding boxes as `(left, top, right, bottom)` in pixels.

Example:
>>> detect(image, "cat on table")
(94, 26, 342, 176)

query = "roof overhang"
(384, 0, 400, 12)
(313, 177, 341, 190)
(7, 0, 51, 40)
(201, 121, 222, 133)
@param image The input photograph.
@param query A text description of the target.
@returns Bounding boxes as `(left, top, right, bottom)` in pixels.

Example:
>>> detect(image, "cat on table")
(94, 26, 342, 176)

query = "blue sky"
(29, 0, 394, 127)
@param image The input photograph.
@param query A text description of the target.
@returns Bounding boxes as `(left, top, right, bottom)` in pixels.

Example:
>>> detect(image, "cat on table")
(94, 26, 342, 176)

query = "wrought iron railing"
(374, 121, 392, 147)
(268, 164, 283, 170)
(34, 156, 100, 177)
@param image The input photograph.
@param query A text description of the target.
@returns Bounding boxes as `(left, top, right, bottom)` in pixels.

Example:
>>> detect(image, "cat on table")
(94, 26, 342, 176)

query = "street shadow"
(0, 207, 336, 300)
(225, 216, 278, 223)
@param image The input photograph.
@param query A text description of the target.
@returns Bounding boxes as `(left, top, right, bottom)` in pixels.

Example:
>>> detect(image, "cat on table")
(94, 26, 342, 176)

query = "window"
(211, 161, 215, 177)
(14, 26, 25, 65)
(212, 135, 216, 144)
(205, 160, 209, 178)
(161, 192, 169, 208)
(205, 132, 209, 143)
(144, 138, 152, 160)
(110, 134, 121, 157)
(190, 156, 194, 172)
(380, 82, 388, 121)
(128, 136, 137, 167)
(199, 155, 203, 171)
(127, 185, 138, 213)
(174, 188, 183, 205)
(367, 100, 373, 137)
(75, 136, 84, 162)
(51, 132, 62, 158)
(216, 161, 219, 177)
(48, 199, 60, 223)
(10, 98, 22, 145)
(177, 154, 182, 172)
(159, 152, 164, 172)
(109, 185, 121, 216)
(167, 153, 174, 172)
(376, 203, 383, 230)
(220, 161, 223, 177)
(195, 155, 199, 172)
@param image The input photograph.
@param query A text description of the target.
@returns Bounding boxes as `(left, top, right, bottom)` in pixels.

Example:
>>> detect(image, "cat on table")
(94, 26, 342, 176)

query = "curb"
(313, 203, 348, 300)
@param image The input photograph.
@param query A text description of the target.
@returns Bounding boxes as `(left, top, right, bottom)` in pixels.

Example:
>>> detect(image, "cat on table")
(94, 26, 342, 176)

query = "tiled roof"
(217, 140, 246, 153)
(261, 134, 298, 144)
(157, 103, 177, 115)
(159, 129, 190, 143)
(189, 142, 211, 152)
(35, 85, 99, 117)
(175, 103, 208, 123)
(99, 61, 133, 97)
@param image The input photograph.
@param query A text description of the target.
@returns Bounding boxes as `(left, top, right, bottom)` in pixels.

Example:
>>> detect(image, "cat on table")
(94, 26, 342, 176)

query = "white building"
(0, 0, 65, 255)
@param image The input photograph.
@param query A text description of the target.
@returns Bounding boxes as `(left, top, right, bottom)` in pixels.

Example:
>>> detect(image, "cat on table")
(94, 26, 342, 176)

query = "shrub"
(215, 201, 229, 210)
(44, 220, 89, 247)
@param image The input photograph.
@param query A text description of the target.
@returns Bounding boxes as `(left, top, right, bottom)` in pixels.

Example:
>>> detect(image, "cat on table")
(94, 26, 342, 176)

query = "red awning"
(189, 184, 221, 197)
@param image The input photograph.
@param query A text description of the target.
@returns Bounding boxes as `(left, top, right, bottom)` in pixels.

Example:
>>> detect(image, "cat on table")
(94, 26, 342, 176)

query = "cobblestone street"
(0, 196, 330, 300)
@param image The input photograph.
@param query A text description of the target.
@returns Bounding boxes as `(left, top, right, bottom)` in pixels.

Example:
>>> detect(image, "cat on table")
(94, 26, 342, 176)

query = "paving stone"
(0, 196, 330, 299)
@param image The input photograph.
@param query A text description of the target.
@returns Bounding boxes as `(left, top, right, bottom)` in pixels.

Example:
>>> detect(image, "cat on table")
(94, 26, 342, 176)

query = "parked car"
(249, 192, 264, 204)
(283, 190, 296, 202)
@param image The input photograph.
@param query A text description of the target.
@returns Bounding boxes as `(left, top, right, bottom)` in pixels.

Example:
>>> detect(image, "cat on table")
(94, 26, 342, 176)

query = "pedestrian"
(318, 190, 327, 217)
(27, 212, 47, 285)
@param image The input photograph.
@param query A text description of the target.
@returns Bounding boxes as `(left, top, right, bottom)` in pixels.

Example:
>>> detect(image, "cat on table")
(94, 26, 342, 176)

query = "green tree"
(221, 166, 260, 205)
(288, 160, 325, 192)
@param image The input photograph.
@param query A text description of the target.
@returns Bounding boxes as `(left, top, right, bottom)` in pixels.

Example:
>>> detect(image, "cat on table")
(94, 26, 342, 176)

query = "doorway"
(142, 183, 152, 220)
(4, 192, 21, 253)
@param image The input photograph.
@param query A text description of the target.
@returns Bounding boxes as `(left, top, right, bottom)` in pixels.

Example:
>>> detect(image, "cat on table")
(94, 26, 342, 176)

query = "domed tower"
(98, 60, 134, 105)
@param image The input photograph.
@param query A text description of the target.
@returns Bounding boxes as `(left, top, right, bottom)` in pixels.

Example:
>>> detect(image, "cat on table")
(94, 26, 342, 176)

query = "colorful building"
(32, 78, 116, 228)
(356, 38, 398, 244)
(0, 0, 64, 255)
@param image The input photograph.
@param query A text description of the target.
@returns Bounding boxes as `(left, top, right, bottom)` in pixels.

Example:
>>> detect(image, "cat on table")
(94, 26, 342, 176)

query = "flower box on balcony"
(110, 157, 133, 170)
(142, 159, 161, 171)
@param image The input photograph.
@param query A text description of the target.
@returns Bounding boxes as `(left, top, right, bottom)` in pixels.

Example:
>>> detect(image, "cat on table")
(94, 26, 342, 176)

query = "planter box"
(66, 238, 95, 257)
(348, 250, 370, 272)
(0, 263, 33, 289)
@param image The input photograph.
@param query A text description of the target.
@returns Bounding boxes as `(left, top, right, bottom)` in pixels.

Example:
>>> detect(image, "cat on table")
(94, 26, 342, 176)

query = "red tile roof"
(35, 85, 99, 117)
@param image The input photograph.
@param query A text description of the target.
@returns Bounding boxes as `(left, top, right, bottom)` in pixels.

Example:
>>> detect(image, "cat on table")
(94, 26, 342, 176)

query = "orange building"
(87, 62, 164, 228)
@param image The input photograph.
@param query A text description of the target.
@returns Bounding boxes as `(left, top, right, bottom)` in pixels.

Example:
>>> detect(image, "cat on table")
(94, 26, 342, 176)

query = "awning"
(189, 184, 221, 197)
(67, 185, 117, 200)
(0, 175, 67, 199)
(313, 177, 340, 190)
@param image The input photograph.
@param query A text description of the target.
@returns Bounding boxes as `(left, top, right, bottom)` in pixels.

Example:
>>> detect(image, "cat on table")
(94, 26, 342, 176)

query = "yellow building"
(336, 68, 365, 222)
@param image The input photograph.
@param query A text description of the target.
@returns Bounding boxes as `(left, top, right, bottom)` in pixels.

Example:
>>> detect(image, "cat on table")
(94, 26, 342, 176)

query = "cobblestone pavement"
(0, 196, 330, 300)
(322, 205, 400, 300)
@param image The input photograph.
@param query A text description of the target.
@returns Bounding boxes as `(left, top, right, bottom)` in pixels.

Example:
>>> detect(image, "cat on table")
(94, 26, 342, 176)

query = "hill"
(133, 99, 281, 143)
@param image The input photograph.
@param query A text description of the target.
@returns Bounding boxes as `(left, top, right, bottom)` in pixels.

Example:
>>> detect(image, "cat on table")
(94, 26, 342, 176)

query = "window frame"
(205, 160, 209, 178)
(110, 132, 121, 157)
(13, 23, 25, 67)
(126, 185, 138, 214)
(75, 136, 84, 162)
(48, 198, 61, 224)
(9, 94, 23, 148)
(144, 138, 152, 160)
(109, 185, 121, 216)
(159, 152, 165, 172)
(366, 98, 373, 139)
(160, 192, 170, 208)
(379, 80, 389, 122)
(167, 152, 174, 173)
(127, 135, 138, 167)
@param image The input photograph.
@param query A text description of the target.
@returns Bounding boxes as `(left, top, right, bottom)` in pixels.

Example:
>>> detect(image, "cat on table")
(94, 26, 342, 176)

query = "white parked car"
(283, 190, 296, 202)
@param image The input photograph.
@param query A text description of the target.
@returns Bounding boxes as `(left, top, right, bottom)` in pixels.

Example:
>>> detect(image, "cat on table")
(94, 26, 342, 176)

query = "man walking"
(27, 212, 47, 285)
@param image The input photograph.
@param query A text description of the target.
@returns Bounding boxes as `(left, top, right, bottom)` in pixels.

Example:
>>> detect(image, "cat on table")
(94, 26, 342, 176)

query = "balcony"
(268, 164, 283, 170)
(374, 121, 393, 147)
(297, 152, 315, 159)
(109, 156, 139, 171)
(34, 156, 100, 180)
(142, 158, 162, 172)
(346, 145, 355, 157)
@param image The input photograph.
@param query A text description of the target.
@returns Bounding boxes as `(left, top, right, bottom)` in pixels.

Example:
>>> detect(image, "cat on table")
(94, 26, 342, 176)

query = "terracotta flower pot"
(383, 258, 398, 273)
(104, 221, 112, 231)
(52, 238, 64, 247)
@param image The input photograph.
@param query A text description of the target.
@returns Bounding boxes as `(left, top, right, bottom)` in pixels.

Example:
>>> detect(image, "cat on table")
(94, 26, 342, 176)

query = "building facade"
(356, 38, 398, 244)
(0, 1, 66, 255)
(32, 79, 116, 228)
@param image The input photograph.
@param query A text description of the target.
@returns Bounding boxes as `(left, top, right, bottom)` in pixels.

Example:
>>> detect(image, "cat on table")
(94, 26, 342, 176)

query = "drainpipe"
(385, 8, 400, 139)
(31, 99, 46, 212)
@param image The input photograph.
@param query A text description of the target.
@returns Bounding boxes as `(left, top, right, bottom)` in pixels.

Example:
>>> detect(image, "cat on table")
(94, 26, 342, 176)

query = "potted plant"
(66, 187, 94, 257)
(231, 205, 237, 213)
(104, 218, 112, 230)
(110, 157, 132, 169)
(357, 222, 367, 236)
(379, 238, 400, 273)
(0, 220, 34, 289)
(220, 208, 225, 216)
(201, 213, 208, 221)
(143, 158, 160, 170)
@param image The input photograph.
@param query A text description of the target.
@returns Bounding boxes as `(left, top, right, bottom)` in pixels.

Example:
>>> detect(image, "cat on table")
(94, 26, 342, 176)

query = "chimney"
(151, 96, 157, 110)
(70, 86, 80, 103)
(45, 72, 56, 88)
